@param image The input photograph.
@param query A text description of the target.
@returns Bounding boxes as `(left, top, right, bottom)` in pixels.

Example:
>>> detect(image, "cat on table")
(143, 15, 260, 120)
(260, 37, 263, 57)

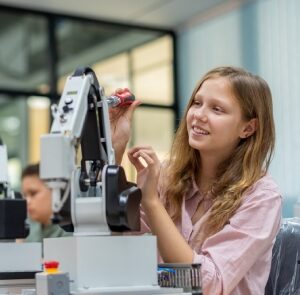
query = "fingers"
(109, 87, 141, 122)
(114, 87, 133, 95)
(114, 88, 125, 94)
(125, 100, 141, 121)
(112, 88, 141, 109)
(127, 152, 145, 171)
(127, 146, 160, 171)
(128, 146, 156, 155)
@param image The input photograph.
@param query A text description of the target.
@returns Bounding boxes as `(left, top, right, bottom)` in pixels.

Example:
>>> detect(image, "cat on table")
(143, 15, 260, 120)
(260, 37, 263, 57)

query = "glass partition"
(132, 36, 174, 105)
(0, 6, 177, 188)
(0, 95, 50, 189)
(56, 17, 163, 87)
(0, 95, 26, 188)
(0, 10, 49, 93)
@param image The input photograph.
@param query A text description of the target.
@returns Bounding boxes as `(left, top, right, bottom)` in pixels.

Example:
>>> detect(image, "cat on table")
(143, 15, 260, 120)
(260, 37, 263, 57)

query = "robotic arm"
(0, 139, 11, 199)
(40, 67, 141, 235)
(0, 138, 27, 239)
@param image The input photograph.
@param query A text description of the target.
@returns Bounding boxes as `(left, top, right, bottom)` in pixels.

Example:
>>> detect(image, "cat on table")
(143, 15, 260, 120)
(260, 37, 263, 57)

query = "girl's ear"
(240, 118, 258, 138)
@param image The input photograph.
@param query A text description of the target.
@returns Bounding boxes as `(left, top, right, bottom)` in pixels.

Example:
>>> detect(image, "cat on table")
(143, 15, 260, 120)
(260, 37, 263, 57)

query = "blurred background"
(0, 0, 299, 217)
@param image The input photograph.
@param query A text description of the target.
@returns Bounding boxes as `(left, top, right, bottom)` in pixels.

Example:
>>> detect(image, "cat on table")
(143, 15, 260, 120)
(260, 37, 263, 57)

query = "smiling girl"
(114, 66, 282, 295)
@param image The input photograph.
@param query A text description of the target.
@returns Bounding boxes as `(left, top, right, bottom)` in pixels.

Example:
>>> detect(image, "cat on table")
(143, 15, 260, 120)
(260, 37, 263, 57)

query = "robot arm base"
(0, 199, 28, 239)
(105, 165, 141, 232)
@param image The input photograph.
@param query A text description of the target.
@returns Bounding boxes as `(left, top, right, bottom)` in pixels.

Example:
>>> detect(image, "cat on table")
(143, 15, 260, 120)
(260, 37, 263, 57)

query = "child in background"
(21, 163, 71, 242)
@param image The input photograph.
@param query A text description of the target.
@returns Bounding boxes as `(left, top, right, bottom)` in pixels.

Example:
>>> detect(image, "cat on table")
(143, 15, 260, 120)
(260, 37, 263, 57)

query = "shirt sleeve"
(193, 187, 282, 295)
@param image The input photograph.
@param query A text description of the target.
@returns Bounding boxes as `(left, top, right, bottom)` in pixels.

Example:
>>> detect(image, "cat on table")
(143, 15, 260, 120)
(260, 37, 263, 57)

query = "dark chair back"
(265, 218, 300, 295)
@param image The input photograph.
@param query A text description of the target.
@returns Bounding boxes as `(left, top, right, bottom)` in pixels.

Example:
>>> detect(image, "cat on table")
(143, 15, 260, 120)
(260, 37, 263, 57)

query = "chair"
(265, 218, 300, 295)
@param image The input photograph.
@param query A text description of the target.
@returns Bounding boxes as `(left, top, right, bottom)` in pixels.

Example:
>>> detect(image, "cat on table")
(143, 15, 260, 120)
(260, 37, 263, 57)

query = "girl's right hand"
(109, 88, 141, 163)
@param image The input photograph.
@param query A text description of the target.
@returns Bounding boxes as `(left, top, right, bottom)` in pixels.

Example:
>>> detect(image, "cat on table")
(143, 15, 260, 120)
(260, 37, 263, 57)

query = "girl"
(113, 66, 282, 295)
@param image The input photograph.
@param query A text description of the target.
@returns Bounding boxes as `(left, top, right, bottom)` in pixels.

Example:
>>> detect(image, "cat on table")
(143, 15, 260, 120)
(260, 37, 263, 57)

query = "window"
(132, 36, 174, 105)
(0, 6, 177, 188)
(0, 10, 49, 92)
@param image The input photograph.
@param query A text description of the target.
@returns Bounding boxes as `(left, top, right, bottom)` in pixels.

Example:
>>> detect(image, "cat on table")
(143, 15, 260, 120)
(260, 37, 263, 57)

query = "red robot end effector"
(106, 88, 135, 108)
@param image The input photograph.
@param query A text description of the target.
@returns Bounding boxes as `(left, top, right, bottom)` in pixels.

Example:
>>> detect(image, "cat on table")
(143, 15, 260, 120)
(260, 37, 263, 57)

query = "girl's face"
(22, 175, 52, 225)
(186, 77, 250, 160)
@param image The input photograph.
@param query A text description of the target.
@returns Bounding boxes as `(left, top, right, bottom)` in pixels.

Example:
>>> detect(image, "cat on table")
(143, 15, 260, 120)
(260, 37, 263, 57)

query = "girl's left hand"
(127, 146, 161, 207)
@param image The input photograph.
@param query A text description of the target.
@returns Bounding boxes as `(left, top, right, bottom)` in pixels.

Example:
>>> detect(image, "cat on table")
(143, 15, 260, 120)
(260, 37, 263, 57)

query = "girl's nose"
(194, 106, 208, 122)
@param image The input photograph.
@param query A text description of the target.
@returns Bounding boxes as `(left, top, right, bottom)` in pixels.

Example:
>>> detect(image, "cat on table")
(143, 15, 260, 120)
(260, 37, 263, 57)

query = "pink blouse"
(140, 174, 282, 295)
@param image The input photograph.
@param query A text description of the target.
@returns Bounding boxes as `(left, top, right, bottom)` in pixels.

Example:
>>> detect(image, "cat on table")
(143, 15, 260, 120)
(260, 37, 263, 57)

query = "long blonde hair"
(164, 66, 275, 238)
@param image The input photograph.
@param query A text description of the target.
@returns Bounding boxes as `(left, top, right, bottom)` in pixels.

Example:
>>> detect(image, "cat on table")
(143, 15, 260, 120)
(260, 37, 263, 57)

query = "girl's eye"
(28, 190, 38, 197)
(212, 106, 223, 112)
(193, 100, 201, 106)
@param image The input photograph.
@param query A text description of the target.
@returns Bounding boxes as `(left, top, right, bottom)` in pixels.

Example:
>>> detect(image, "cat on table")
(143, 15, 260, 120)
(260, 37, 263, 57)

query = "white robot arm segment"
(40, 67, 141, 235)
